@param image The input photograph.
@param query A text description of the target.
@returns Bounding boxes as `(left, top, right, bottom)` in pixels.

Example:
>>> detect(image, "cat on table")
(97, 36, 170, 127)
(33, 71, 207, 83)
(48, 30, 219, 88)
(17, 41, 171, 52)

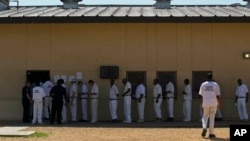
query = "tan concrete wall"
(0, 23, 250, 120)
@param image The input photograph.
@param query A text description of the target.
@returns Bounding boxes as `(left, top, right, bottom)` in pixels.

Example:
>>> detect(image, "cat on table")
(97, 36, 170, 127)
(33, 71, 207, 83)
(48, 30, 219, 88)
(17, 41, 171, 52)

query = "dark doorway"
(26, 70, 50, 86)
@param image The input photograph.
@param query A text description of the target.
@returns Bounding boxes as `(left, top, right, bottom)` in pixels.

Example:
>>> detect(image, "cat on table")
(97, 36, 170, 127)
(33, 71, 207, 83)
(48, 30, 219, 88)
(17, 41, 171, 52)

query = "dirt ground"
(0, 122, 230, 141)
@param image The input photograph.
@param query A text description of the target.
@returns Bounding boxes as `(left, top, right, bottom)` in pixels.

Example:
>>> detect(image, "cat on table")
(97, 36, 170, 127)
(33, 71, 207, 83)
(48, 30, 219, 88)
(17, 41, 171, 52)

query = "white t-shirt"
(109, 84, 119, 99)
(199, 81, 220, 107)
(80, 84, 88, 98)
(184, 84, 192, 100)
(42, 81, 54, 96)
(90, 83, 99, 99)
(32, 86, 46, 101)
(135, 84, 146, 99)
(70, 83, 77, 98)
(166, 82, 175, 98)
(236, 84, 249, 97)
(124, 82, 132, 95)
(153, 84, 162, 98)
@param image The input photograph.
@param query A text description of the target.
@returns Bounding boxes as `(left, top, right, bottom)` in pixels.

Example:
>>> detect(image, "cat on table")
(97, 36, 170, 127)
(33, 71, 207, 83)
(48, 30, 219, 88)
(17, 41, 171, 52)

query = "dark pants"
(22, 101, 30, 123)
(50, 101, 63, 124)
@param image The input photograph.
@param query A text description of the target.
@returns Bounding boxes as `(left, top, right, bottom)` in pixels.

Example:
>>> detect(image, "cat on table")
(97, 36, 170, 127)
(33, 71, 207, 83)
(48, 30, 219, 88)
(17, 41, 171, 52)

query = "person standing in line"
(122, 78, 132, 123)
(61, 79, 68, 123)
(22, 80, 32, 123)
(109, 79, 119, 122)
(182, 79, 192, 122)
(165, 77, 175, 121)
(215, 94, 223, 121)
(153, 79, 162, 122)
(135, 80, 146, 123)
(50, 79, 67, 125)
(32, 82, 46, 125)
(88, 80, 99, 123)
(69, 79, 78, 122)
(42, 79, 54, 120)
(199, 73, 221, 138)
(78, 81, 89, 122)
(235, 78, 249, 121)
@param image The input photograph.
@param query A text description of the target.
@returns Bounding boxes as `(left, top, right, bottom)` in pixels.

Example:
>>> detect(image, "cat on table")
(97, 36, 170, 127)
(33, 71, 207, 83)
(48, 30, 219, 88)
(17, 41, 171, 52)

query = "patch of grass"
(25, 132, 48, 138)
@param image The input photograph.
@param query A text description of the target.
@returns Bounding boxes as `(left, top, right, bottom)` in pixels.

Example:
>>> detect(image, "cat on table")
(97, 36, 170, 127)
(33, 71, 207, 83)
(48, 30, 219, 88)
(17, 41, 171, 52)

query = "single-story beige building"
(0, 0, 250, 121)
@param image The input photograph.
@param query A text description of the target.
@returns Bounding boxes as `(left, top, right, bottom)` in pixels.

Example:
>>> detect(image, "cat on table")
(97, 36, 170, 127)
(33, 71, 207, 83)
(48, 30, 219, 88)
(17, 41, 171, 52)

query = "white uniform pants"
(167, 98, 174, 118)
(70, 99, 77, 121)
(137, 98, 145, 121)
(237, 98, 248, 120)
(81, 99, 88, 120)
(215, 108, 223, 118)
(183, 100, 192, 121)
(44, 97, 52, 118)
(109, 100, 118, 120)
(124, 96, 131, 122)
(154, 98, 162, 119)
(91, 99, 98, 122)
(32, 100, 43, 124)
(61, 99, 67, 122)
(202, 106, 217, 134)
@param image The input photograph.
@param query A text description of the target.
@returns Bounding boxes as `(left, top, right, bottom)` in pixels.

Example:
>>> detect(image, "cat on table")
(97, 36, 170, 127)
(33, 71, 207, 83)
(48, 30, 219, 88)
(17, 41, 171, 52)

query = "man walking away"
(199, 73, 220, 138)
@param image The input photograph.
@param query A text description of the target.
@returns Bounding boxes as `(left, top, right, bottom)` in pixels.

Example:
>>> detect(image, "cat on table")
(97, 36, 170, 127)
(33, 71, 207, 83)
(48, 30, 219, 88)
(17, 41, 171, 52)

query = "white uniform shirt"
(124, 82, 132, 96)
(166, 82, 175, 98)
(90, 83, 99, 99)
(199, 81, 220, 107)
(80, 84, 88, 98)
(184, 84, 192, 100)
(32, 86, 46, 101)
(153, 84, 162, 98)
(135, 84, 146, 99)
(236, 84, 248, 97)
(70, 83, 77, 98)
(42, 81, 54, 96)
(62, 83, 69, 96)
(109, 84, 119, 99)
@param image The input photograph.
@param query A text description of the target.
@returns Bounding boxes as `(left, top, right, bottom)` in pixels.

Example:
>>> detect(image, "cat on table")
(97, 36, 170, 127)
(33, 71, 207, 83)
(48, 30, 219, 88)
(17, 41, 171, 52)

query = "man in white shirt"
(109, 79, 119, 122)
(78, 81, 89, 122)
(135, 81, 146, 123)
(165, 77, 175, 121)
(42, 80, 54, 120)
(32, 82, 46, 125)
(153, 79, 162, 121)
(182, 79, 192, 122)
(235, 79, 249, 121)
(88, 80, 99, 123)
(69, 79, 77, 122)
(61, 79, 68, 123)
(122, 79, 132, 123)
(199, 73, 220, 138)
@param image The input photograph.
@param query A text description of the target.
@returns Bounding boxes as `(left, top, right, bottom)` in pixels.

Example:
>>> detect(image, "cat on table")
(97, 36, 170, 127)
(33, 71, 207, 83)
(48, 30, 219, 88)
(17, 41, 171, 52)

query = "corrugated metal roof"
(1, 5, 250, 23)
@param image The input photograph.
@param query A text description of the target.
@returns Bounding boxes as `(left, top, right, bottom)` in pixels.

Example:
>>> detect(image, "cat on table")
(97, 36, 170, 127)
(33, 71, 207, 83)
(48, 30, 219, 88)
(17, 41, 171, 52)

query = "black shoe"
(209, 134, 216, 138)
(215, 118, 223, 121)
(166, 118, 174, 122)
(201, 129, 207, 137)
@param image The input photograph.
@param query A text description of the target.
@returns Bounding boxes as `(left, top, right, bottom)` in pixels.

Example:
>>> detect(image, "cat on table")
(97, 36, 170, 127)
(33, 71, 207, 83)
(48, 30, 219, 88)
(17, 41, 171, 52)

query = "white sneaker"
(31, 122, 36, 125)
(123, 120, 132, 123)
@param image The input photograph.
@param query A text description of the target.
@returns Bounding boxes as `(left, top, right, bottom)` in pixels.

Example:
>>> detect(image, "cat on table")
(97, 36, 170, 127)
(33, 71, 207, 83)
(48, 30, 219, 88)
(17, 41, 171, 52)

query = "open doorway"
(26, 70, 50, 86)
